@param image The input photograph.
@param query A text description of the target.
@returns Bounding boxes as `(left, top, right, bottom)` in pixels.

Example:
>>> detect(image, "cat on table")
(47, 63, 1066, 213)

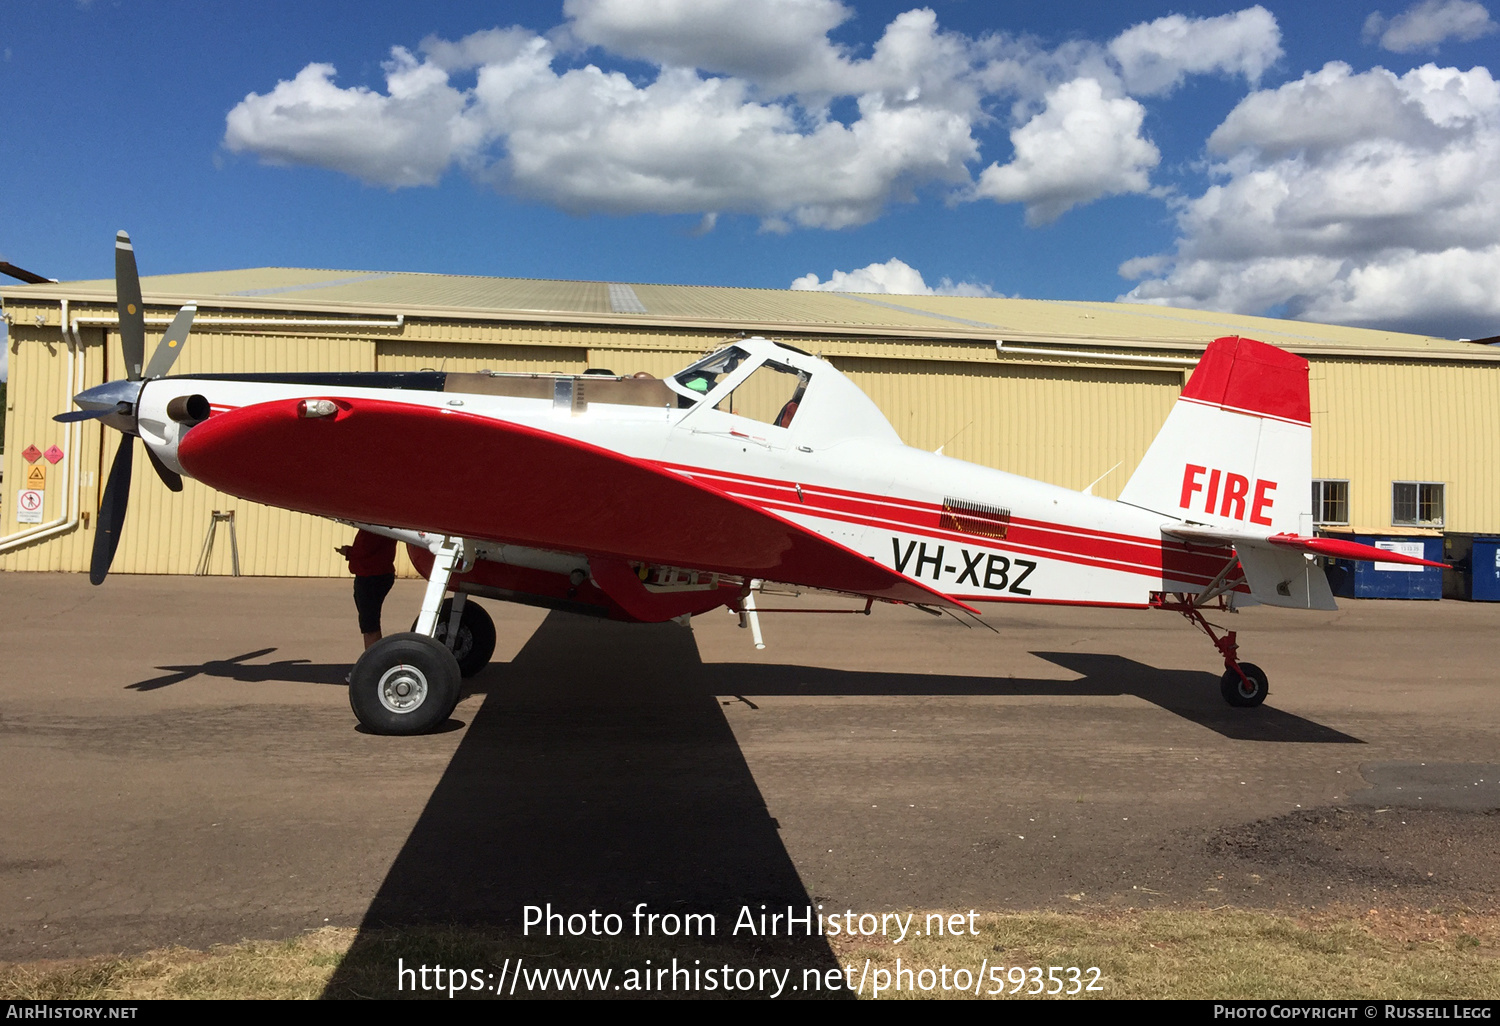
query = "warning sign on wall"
(16, 489, 44, 524)
(25, 463, 46, 489)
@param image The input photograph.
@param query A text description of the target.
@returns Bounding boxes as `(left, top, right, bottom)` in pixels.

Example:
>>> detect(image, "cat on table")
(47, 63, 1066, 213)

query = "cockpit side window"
(671, 347, 749, 406)
(713, 361, 810, 427)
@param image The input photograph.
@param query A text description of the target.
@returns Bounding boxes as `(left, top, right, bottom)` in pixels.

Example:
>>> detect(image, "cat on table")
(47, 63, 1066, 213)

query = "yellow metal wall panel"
(0, 325, 107, 573)
(376, 341, 587, 374)
(832, 357, 1182, 499)
(1310, 358, 1500, 532)
(585, 347, 704, 378)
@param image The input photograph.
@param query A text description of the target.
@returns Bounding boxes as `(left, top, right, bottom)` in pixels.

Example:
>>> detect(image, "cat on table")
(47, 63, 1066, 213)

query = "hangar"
(3, 267, 1497, 578)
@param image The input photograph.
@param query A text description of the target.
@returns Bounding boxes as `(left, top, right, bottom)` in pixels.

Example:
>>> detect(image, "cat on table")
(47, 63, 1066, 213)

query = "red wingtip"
(1183, 337, 1310, 426)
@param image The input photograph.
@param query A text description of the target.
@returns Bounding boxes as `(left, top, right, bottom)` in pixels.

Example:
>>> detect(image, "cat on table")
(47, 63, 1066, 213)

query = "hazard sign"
(43, 445, 64, 464)
(25, 463, 46, 489)
(17, 489, 43, 524)
(21, 445, 41, 464)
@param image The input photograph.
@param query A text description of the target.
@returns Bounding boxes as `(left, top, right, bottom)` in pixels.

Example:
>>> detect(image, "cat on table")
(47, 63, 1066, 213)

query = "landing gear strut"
(414, 596, 496, 678)
(1153, 593, 1269, 708)
(349, 535, 469, 735)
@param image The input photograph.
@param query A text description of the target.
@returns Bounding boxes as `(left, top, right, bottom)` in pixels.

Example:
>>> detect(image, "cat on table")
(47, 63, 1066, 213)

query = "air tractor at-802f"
(61, 232, 1443, 734)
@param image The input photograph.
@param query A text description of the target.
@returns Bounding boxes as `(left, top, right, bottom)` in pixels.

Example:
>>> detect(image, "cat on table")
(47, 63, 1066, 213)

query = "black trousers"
(353, 573, 396, 634)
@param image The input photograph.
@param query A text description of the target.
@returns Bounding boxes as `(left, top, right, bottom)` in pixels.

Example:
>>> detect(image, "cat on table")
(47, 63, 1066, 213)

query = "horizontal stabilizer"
(1163, 524, 1446, 609)
(1267, 533, 1447, 568)
(1163, 524, 1333, 608)
(1165, 524, 1446, 569)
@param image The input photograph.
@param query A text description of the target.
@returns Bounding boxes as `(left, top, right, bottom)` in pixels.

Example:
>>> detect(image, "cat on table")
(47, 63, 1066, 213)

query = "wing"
(177, 396, 976, 611)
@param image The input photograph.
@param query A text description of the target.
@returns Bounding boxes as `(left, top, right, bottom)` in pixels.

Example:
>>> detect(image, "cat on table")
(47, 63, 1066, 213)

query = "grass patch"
(832, 908, 1500, 1000)
(1, 909, 1496, 1000)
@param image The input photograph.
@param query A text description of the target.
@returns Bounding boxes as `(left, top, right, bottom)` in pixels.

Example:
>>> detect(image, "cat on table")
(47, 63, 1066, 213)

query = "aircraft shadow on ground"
(320, 612, 844, 999)
(126, 634, 1361, 744)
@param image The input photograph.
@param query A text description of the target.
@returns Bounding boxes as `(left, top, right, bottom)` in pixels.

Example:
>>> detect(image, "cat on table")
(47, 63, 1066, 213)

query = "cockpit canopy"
(667, 337, 901, 448)
(668, 345, 810, 427)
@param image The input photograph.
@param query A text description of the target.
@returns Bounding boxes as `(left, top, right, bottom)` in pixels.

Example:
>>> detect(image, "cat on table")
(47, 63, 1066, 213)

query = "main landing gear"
(349, 536, 492, 735)
(1153, 593, 1269, 708)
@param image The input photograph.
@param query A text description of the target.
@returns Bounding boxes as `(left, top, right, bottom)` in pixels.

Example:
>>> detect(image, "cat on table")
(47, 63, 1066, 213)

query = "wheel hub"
(377, 663, 428, 714)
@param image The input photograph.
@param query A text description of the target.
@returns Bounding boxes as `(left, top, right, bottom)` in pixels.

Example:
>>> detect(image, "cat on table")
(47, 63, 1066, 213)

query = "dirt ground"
(1, 573, 1497, 968)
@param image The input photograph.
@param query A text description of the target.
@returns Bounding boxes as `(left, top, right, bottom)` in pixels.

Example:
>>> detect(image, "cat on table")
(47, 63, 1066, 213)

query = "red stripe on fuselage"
(658, 462, 1234, 586)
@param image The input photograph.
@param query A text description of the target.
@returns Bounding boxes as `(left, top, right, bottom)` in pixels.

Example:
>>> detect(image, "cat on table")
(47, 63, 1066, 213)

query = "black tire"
(349, 633, 461, 735)
(412, 598, 496, 678)
(1220, 662, 1269, 708)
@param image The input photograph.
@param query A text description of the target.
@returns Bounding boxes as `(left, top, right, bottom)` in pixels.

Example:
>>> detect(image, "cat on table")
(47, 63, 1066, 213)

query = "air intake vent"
(940, 498, 1011, 539)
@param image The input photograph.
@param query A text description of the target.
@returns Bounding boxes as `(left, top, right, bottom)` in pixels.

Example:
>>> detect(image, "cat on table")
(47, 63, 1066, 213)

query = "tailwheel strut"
(1153, 593, 1269, 708)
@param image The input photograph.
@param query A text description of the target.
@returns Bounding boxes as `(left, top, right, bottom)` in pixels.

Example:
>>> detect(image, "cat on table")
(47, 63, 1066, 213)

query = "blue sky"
(3, 0, 1499, 380)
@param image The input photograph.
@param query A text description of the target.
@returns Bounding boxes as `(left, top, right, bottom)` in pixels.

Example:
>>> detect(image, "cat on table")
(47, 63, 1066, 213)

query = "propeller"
(55, 231, 196, 583)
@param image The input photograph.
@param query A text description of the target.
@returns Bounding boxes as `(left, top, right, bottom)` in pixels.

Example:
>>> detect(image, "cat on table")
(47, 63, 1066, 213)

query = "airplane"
(57, 232, 1445, 735)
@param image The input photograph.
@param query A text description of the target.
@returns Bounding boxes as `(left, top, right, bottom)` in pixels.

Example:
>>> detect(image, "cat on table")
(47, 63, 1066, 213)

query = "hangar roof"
(2, 266, 1491, 360)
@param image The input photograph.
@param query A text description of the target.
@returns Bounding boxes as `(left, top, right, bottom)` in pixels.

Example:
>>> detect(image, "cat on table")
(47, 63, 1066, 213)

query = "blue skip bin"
(1322, 530, 1443, 600)
(1470, 537, 1500, 601)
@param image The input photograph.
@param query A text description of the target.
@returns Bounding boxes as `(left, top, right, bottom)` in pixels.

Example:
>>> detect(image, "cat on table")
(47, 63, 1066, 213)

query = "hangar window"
(1392, 481, 1444, 527)
(1311, 480, 1349, 526)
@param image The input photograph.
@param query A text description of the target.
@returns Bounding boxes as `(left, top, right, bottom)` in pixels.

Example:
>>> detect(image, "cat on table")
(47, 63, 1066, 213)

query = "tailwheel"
(349, 633, 461, 735)
(412, 597, 496, 678)
(1154, 593, 1270, 710)
(1220, 662, 1268, 708)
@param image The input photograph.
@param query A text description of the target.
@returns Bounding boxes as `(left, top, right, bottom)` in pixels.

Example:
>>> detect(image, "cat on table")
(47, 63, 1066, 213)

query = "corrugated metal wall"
(0, 323, 106, 572)
(835, 357, 1182, 499)
(1312, 358, 1500, 532)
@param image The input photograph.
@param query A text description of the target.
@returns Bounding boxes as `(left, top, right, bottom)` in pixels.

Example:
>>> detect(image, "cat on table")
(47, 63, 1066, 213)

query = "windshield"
(670, 347, 749, 405)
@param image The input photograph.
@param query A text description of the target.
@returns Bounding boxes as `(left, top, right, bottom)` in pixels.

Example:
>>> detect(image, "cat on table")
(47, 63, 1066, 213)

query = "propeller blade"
(54, 408, 114, 423)
(144, 443, 183, 493)
(115, 231, 146, 382)
(90, 438, 134, 585)
(142, 304, 196, 380)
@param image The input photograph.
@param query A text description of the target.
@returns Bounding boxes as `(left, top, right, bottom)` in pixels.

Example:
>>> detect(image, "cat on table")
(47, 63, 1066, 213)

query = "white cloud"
(1108, 6, 1282, 97)
(563, 0, 854, 94)
(223, 4, 1282, 230)
(1120, 62, 1500, 337)
(224, 54, 469, 187)
(226, 11, 980, 229)
(791, 258, 997, 297)
(973, 77, 1160, 225)
(1363, 0, 1498, 54)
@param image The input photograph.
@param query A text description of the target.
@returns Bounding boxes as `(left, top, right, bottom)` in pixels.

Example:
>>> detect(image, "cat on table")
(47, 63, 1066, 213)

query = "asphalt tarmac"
(2, 572, 1497, 964)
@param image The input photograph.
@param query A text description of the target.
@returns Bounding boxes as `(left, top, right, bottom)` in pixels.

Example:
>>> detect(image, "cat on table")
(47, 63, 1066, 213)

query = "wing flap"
(178, 397, 975, 611)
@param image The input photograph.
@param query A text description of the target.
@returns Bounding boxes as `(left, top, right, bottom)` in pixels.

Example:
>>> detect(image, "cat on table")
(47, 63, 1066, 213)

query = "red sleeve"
(347, 530, 397, 576)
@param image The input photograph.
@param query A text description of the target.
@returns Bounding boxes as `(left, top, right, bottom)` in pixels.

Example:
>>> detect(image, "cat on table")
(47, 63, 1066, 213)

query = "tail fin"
(1119, 336, 1313, 536)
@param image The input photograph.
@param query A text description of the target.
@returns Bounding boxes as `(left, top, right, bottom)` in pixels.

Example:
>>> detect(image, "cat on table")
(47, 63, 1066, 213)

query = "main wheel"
(1220, 662, 1269, 708)
(349, 633, 462, 735)
(412, 598, 496, 678)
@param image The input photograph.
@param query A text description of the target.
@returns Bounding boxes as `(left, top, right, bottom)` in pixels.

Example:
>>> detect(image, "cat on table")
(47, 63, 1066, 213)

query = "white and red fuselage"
(129, 335, 1418, 623)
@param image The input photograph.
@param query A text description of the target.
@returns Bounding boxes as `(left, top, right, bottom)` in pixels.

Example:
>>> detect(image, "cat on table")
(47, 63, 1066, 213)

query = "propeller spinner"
(55, 231, 196, 584)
